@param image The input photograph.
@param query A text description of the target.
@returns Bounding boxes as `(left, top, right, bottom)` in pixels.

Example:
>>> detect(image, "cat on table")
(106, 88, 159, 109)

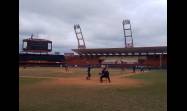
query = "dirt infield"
(34, 72, 145, 88)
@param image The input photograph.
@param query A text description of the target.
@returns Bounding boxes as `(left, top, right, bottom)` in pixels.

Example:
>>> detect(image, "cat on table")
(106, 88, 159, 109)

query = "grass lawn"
(19, 67, 167, 111)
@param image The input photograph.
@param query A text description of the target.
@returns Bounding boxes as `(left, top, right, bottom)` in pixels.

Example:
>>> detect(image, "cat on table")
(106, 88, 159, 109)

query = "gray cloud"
(19, 0, 167, 54)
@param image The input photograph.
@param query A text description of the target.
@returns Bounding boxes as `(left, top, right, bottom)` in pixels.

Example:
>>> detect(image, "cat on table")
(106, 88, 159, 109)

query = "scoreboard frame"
(22, 38, 52, 53)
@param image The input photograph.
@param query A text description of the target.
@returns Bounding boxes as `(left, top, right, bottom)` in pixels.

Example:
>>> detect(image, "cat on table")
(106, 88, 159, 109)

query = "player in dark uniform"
(86, 65, 91, 80)
(100, 67, 111, 83)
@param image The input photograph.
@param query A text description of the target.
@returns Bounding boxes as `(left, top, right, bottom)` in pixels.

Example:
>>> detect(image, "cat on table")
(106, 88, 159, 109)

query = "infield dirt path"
(37, 72, 146, 88)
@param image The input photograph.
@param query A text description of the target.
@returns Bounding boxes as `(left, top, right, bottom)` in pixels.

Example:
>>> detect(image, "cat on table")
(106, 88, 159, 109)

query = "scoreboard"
(23, 39, 52, 52)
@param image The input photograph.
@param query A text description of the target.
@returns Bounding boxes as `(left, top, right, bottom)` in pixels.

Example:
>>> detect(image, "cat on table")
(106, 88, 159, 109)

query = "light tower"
(74, 24, 86, 49)
(122, 19, 134, 48)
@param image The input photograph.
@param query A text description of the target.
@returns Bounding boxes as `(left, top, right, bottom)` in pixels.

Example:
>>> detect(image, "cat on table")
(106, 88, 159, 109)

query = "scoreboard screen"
(23, 41, 52, 52)
(27, 41, 48, 50)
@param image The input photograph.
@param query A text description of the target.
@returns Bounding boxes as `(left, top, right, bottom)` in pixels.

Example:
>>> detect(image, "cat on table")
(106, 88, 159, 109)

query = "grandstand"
(69, 46, 167, 68)
(20, 45, 167, 68)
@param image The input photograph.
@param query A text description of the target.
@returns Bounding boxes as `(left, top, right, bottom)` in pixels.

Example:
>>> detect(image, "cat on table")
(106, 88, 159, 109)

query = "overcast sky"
(19, 0, 167, 54)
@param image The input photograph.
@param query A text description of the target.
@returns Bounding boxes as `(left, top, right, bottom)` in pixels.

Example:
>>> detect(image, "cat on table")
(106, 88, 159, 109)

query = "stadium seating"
(19, 53, 65, 66)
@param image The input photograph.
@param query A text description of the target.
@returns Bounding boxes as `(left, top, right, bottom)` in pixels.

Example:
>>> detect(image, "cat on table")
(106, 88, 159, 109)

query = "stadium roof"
(72, 46, 167, 55)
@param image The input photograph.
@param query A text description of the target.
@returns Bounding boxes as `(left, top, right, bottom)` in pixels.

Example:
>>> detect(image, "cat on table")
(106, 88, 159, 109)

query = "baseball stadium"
(19, 20, 167, 111)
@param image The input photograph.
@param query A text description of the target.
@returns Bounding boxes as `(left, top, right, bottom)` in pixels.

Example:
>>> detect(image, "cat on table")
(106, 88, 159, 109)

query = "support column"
(159, 53, 162, 69)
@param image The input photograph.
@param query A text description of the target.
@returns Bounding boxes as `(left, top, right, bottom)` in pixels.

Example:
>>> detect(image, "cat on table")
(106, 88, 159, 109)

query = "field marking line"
(19, 76, 60, 79)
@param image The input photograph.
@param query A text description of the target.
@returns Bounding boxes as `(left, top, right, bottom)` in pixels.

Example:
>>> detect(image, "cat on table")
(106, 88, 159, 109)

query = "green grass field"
(19, 67, 167, 111)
